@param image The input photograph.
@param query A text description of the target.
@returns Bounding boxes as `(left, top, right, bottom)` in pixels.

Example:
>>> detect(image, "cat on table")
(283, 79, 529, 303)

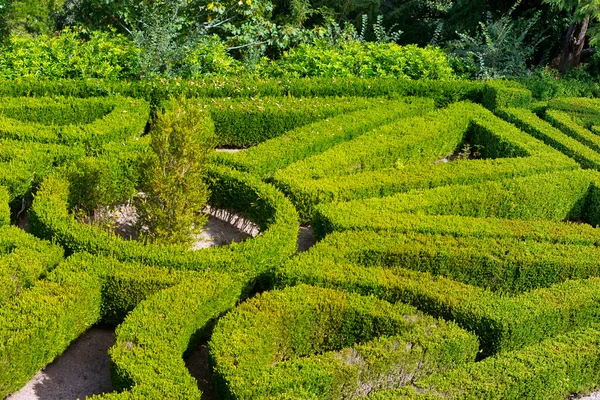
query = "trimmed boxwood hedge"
(30, 164, 298, 276)
(544, 109, 600, 153)
(274, 103, 577, 222)
(204, 96, 378, 147)
(0, 96, 115, 126)
(213, 97, 436, 178)
(314, 169, 600, 238)
(411, 324, 600, 399)
(0, 225, 63, 306)
(499, 107, 600, 170)
(1, 251, 247, 399)
(209, 284, 478, 399)
(0, 77, 488, 104)
(0, 96, 149, 152)
(365, 325, 600, 399)
(277, 230, 600, 357)
(96, 267, 243, 399)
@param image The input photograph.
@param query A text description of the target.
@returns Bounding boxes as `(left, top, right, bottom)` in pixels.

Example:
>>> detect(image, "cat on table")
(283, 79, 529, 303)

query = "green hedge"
(213, 97, 435, 178)
(210, 284, 478, 399)
(204, 96, 377, 147)
(0, 254, 100, 396)
(275, 103, 577, 222)
(306, 230, 600, 293)
(499, 107, 600, 170)
(310, 211, 600, 246)
(0, 78, 529, 108)
(0, 226, 64, 305)
(277, 230, 600, 357)
(0, 250, 246, 399)
(0, 139, 86, 200)
(0, 96, 149, 153)
(413, 324, 600, 399)
(314, 169, 600, 238)
(277, 101, 473, 182)
(92, 264, 243, 399)
(30, 164, 298, 276)
(547, 97, 600, 116)
(0, 77, 487, 104)
(0, 96, 114, 126)
(481, 80, 533, 110)
(544, 109, 600, 153)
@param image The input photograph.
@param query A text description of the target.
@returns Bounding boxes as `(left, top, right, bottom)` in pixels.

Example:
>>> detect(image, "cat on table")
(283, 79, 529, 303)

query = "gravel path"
(575, 392, 600, 399)
(8, 328, 114, 400)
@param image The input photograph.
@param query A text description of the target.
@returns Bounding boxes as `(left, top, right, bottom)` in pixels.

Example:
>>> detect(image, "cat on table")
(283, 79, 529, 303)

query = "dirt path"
(8, 328, 114, 400)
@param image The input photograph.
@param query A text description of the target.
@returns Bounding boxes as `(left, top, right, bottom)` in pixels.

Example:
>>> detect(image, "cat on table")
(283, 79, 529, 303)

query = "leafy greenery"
(136, 98, 215, 246)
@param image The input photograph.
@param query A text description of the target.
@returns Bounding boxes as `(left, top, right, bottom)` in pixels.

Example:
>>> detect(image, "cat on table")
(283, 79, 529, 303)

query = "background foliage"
(0, 0, 599, 83)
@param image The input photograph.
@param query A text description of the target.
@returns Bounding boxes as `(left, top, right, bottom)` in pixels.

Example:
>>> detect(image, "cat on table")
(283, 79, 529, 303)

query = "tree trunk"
(558, 15, 590, 73)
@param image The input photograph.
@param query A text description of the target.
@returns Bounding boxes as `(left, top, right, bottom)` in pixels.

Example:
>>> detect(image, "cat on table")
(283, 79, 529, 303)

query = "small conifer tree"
(136, 97, 215, 246)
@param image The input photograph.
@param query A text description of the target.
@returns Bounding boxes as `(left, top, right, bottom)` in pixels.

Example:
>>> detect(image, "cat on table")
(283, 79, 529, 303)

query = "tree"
(542, 0, 600, 72)
(136, 98, 215, 246)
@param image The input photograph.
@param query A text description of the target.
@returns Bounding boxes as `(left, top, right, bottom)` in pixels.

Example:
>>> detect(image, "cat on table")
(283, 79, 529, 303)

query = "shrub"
(0, 96, 149, 153)
(266, 42, 455, 80)
(273, 102, 575, 222)
(314, 169, 599, 238)
(214, 97, 435, 177)
(277, 229, 600, 356)
(30, 165, 298, 275)
(0, 28, 139, 80)
(136, 98, 216, 246)
(205, 96, 378, 147)
(498, 107, 600, 170)
(210, 285, 478, 399)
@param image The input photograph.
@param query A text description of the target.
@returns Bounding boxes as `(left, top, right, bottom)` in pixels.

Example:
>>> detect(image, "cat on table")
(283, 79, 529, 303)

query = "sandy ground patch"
(8, 328, 114, 400)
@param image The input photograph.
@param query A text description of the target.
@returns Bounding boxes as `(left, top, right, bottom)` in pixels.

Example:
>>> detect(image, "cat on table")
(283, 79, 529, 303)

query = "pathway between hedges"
(11, 205, 316, 399)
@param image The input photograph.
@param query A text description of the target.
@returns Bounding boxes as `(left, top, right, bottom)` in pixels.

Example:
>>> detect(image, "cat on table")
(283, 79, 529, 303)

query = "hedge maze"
(4, 79, 600, 399)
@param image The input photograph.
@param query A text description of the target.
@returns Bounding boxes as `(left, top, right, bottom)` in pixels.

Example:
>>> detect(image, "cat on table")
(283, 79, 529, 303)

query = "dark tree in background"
(542, 0, 599, 72)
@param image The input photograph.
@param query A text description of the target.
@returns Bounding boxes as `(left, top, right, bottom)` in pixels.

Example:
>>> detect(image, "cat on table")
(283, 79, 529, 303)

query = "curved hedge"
(0, 96, 149, 152)
(30, 164, 298, 276)
(209, 284, 478, 399)
(1, 251, 247, 399)
(278, 230, 600, 358)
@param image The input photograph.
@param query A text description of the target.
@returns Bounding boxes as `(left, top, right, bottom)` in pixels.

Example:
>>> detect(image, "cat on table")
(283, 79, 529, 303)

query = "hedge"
(30, 164, 298, 276)
(0, 96, 149, 153)
(277, 230, 600, 357)
(547, 97, 600, 116)
(277, 102, 474, 182)
(204, 96, 377, 147)
(310, 212, 600, 247)
(275, 103, 577, 222)
(213, 97, 435, 178)
(0, 77, 489, 105)
(314, 169, 600, 238)
(209, 284, 478, 399)
(0, 251, 247, 399)
(0, 226, 64, 306)
(0, 254, 100, 396)
(481, 80, 533, 110)
(412, 324, 600, 399)
(304, 231, 600, 293)
(544, 109, 600, 153)
(0, 96, 115, 126)
(499, 107, 600, 170)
